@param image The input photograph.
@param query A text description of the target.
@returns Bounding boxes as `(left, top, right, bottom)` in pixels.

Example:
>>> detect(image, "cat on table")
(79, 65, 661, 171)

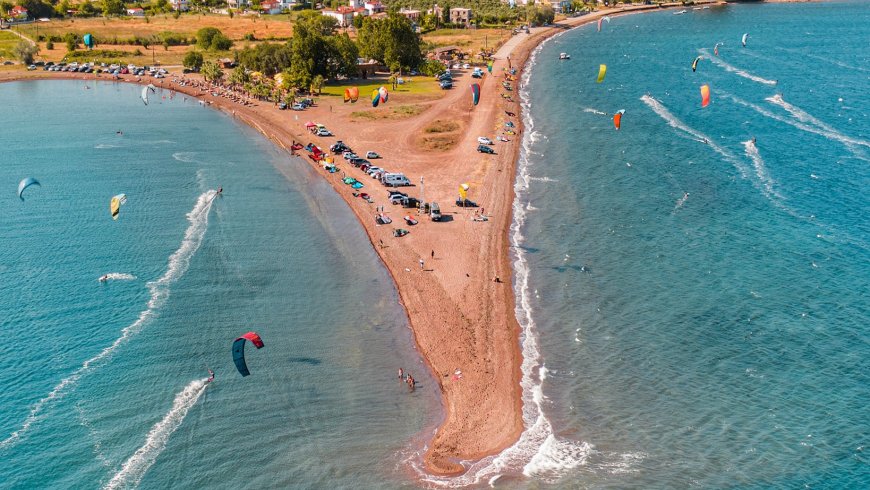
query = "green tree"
(64, 32, 79, 52)
(357, 13, 423, 72)
(200, 60, 224, 82)
(309, 74, 324, 95)
(210, 34, 233, 50)
(13, 41, 38, 65)
(54, 0, 70, 17)
(196, 27, 222, 49)
(182, 49, 204, 70)
(295, 9, 338, 36)
(102, 0, 125, 17)
(228, 66, 250, 86)
(46, 40, 54, 50)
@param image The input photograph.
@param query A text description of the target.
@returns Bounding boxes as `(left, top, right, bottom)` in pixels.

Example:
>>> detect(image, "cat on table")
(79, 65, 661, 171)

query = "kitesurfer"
(751, 137, 757, 145)
(217, 186, 223, 195)
(207, 369, 215, 383)
(116, 130, 123, 135)
(99, 275, 109, 282)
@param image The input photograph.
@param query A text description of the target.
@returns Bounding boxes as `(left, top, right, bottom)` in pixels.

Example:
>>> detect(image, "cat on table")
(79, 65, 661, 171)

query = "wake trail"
(98, 273, 136, 282)
(640, 94, 749, 178)
(104, 379, 209, 490)
(1, 190, 217, 451)
(700, 48, 778, 86)
(766, 94, 870, 150)
(743, 139, 783, 200)
(721, 91, 870, 161)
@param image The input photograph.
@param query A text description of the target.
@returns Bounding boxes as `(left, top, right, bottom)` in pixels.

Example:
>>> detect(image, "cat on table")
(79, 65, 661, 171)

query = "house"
(260, 1, 282, 14)
(322, 7, 356, 27)
(363, 1, 384, 15)
(169, 0, 189, 11)
(348, 0, 364, 8)
(399, 9, 421, 22)
(449, 7, 472, 27)
(226, 0, 249, 9)
(9, 6, 28, 20)
(126, 7, 145, 16)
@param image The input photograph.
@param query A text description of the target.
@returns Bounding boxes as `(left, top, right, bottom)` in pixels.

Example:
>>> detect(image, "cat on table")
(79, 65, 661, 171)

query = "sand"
(0, 2, 689, 478)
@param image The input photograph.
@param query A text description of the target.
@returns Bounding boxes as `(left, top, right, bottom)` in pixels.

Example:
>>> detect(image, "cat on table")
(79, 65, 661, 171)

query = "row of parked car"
(330, 141, 412, 187)
(30, 60, 167, 78)
(278, 98, 315, 111)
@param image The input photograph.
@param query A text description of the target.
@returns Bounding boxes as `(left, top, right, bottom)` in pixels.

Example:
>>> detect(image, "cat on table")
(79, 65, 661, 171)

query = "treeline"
(40, 31, 193, 48)
(201, 11, 422, 91)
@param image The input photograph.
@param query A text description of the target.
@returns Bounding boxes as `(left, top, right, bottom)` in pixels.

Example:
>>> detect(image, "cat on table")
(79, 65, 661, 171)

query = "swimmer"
(206, 368, 215, 383)
(116, 130, 123, 135)
(99, 274, 109, 282)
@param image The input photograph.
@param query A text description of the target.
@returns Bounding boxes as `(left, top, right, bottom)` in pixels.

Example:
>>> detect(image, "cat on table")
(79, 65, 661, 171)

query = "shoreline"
(0, 1, 713, 481)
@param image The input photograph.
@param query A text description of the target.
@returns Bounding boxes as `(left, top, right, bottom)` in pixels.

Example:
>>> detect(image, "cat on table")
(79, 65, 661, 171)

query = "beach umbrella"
(305, 121, 316, 128)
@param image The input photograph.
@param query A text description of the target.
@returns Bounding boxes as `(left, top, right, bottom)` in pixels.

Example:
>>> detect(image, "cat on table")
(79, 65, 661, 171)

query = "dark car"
(477, 144, 496, 154)
(440, 80, 453, 90)
(278, 102, 287, 110)
(330, 142, 351, 153)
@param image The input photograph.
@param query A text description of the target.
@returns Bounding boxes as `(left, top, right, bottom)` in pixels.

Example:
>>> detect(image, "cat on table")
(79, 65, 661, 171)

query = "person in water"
(99, 274, 108, 282)
(207, 369, 215, 383)
(217, 186, 223, 194)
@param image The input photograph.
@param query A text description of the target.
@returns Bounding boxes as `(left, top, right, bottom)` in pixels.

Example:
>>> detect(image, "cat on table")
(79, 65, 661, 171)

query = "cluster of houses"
(321, 2, 474, 28)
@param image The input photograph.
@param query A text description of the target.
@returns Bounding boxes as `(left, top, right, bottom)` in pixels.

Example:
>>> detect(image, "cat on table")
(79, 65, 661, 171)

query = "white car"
(477, 137, 494, 145)
(316, 128, 333, 136)
(452, 63, 460, 69)
(365, 151, 381, 159)
(462, 63, 470, 69)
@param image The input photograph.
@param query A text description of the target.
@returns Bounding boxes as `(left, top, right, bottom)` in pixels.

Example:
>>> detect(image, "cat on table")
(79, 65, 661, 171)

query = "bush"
(46, 40, 54, 50)
(419, 59, 445, 76)
(183, 50, 204, 70)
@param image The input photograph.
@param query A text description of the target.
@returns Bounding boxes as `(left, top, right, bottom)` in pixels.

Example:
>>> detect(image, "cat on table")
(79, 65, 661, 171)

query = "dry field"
(422, 28, 512, 57)
(15, 13, 294, 43)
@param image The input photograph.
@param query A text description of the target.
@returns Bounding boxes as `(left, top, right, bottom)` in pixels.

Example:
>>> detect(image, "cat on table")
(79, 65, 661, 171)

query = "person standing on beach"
(398, 368, 404, 380)
(419, 259, 424, 270)
(431, 250, 435, 259)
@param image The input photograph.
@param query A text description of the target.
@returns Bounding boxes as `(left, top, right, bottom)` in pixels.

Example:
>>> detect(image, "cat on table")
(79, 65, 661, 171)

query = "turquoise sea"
(452, 1, 867, 488)
(0, 81, 437, 488)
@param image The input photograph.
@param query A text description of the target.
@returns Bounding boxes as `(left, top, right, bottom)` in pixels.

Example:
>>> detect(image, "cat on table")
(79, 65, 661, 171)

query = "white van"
(381, 173, 411, 187)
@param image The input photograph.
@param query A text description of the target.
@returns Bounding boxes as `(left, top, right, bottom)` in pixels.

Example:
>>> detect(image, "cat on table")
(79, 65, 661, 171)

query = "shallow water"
(0, 80, 437, 489)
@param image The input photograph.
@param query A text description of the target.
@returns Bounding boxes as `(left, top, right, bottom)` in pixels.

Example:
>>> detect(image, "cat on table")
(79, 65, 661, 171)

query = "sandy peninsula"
(1, 1, 700, 477)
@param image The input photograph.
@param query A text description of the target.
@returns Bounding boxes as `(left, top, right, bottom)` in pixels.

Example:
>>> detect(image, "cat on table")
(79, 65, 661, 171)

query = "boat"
(559, 53, 570, 60)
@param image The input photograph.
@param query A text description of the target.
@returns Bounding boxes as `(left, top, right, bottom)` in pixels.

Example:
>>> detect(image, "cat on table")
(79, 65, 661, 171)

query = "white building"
(169, 0, 189, 11)
(322, 7, 357, 27)
(364, 2, 385, 15)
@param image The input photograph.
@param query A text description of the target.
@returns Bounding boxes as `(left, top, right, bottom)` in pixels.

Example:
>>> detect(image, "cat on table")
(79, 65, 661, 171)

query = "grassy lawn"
(15, 13, 294, 43)
(320, 76, 441, 98)
(0, 31, 22, 60)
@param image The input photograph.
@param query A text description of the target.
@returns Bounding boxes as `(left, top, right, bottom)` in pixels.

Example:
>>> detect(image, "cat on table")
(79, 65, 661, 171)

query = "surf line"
(0, 190, 217, 450)
(103, 378, 210, 490)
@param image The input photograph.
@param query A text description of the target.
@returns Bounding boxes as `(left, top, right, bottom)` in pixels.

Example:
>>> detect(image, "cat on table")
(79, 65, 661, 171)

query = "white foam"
(94, 144, 120, 149)
(417, 38, 591, 487)
(104, 379, 208, 490)
(742, 139, 783, 200)
(766, 94, 870, 150)
(1, 191, 216, 450)
(98, 273, 136, 282)
(172, 152, 198, 163)
(721, 91, 869, 161)
(582, 108, 607, 116)
(701, 48, 778, 86)
(640, 95, 749, 178)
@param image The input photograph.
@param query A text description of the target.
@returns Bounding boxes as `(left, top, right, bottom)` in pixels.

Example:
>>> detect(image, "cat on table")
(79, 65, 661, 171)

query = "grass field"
(320, 77, 441, 99)
(15, 13, 295, 43)
(0, 31, 23, 60)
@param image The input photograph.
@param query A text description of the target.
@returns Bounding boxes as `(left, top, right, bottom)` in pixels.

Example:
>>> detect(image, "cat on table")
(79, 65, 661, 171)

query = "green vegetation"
(319, 77, 439, 98)
(200, 60, 223, 82)
(183, 50, 204, 70)
(357, 13, 423, 72)
(196, 27, 233, 51)
(13, 40, 38, 65)
(63, 49, 132, 62)
(0, 31, 21, 59)
(350, 104, 427, 121)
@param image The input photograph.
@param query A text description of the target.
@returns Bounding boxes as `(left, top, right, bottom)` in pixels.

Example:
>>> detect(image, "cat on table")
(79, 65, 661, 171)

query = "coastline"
(0, 1, 709, 480)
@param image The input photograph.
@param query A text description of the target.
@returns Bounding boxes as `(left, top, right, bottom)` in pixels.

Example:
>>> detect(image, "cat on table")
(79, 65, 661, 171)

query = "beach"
(0, 1, 704, 478)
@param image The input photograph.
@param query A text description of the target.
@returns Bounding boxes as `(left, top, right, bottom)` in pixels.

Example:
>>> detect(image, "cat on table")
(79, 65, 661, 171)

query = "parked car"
(350, 158, 369, 167)
(477, 137, 494, 145)
(366, 166, 384, 177)
(477, 144, 496, 154)
(430, 202, 442, 221)
(27, 64, 36, 70)
(342, 151, 358, 160)
(291, 103, 305, 111)
(382, 173, 412, 187)
(315, 128, 333, 136)
(462, 63, 470, 69)
(471, 72, 482, 79)
(331, 142, 351, 153)
(365, 151, 380, 159)
(440, 80, 453, 90)
(278, 102, 287, 110)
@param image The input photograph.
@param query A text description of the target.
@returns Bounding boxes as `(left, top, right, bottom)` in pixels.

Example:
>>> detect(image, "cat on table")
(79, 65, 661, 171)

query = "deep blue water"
(0, 81, 437, 489)
(496, 1, 869, 488)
